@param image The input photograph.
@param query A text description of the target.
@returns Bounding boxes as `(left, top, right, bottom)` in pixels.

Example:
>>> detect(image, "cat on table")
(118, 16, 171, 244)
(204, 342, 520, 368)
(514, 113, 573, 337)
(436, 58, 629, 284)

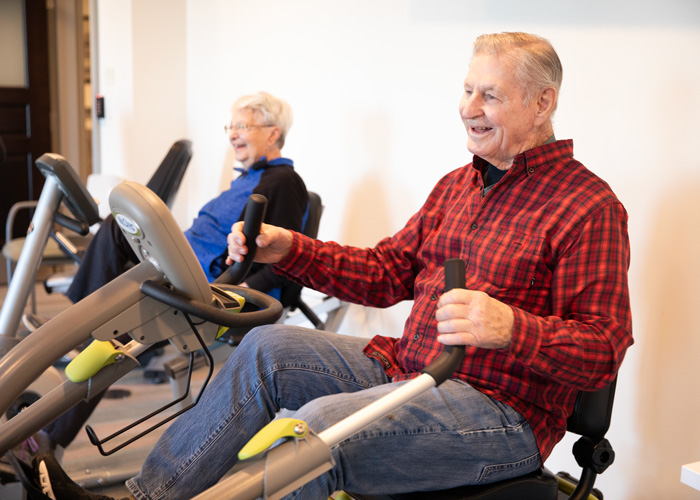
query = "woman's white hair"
(232, 91, 294, 149)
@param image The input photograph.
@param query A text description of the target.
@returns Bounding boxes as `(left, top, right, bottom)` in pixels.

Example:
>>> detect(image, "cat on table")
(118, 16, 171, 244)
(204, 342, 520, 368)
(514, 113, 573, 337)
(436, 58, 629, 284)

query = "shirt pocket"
(470, 229, 550, 305)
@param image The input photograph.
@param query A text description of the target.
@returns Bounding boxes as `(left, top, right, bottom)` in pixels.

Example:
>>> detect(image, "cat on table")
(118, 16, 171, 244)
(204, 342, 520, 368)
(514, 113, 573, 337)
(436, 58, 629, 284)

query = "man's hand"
(226, 222, 294, 266)
(435, 289, 514, 349)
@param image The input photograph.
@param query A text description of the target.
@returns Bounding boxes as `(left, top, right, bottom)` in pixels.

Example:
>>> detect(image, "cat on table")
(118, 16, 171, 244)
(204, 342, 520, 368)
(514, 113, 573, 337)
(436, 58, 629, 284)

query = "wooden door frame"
(0, 0, 52, 245)
(48, 0, 94, 185)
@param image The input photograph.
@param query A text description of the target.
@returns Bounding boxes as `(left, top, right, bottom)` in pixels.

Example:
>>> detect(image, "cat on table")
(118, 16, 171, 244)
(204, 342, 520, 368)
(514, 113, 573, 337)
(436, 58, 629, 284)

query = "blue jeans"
(126, 325, 541, 499)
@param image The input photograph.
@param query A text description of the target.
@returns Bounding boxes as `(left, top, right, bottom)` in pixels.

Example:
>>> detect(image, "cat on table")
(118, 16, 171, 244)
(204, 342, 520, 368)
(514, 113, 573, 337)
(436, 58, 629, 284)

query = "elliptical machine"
(0, 153, 102, 429)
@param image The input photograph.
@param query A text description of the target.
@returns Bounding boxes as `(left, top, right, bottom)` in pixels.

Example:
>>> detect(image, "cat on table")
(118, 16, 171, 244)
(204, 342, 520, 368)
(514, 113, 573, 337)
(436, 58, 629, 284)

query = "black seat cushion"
(347, 467, 559, 500)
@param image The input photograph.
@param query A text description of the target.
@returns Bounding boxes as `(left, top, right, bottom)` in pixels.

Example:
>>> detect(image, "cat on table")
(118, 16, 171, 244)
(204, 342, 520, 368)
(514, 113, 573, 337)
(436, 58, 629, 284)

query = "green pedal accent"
(238, 418, 309, 460)
(65, 340, 121, 382)
(215, 290, 245, 339)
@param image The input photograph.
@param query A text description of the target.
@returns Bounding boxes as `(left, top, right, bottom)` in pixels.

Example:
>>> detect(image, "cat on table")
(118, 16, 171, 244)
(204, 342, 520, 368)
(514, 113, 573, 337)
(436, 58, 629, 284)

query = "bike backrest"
(567, 377, 617, 440)
(146, 139, 193, 209)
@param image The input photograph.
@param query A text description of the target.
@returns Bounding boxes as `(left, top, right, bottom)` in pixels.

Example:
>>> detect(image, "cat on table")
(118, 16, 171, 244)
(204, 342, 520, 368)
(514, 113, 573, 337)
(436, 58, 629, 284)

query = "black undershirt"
(483, 163, 507, 195)
(481, 135, 556, 195)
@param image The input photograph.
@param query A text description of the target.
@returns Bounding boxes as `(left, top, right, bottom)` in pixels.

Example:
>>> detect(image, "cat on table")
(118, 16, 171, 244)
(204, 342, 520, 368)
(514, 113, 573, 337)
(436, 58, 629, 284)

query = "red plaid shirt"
(275, 140, 633, 460)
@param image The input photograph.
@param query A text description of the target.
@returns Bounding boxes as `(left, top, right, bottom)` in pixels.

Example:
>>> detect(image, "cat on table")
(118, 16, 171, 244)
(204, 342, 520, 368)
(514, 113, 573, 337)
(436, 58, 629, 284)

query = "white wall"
(93, 0, 189, 223)
(93, 0, 700, 498)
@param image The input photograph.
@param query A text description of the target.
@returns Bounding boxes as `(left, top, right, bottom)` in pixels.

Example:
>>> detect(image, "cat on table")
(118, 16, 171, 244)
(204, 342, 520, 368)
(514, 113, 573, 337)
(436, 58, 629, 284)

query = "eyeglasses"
(224, 123, 273, 134)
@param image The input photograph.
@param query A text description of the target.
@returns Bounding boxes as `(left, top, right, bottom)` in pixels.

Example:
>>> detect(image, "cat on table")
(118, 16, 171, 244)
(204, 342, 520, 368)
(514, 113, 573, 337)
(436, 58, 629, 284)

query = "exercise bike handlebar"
(54, 211, 91, 236)
(140, 280, 283, 328)
(135, 190, 281, 329)
(194, 259, 468, 500)
(0, 187, 284, 459)
(214, 194, 267, 285)
(319, 258, 467, 447)
(35, 153, 101, 228)
(421, 258, 466, 385)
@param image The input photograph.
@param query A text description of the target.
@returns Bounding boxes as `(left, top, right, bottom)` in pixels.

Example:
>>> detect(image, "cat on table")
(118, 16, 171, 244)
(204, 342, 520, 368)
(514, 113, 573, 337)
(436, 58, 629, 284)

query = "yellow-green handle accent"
(215, 290, 245, 339)
(238, 418, 309, 460)
(65, 340, 121, 382)
(333, 493, 355, 500)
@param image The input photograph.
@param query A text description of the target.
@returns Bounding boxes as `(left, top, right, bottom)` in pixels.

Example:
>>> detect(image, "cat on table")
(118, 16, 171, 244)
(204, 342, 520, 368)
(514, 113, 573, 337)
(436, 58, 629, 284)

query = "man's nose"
(461, 95, 482, 119)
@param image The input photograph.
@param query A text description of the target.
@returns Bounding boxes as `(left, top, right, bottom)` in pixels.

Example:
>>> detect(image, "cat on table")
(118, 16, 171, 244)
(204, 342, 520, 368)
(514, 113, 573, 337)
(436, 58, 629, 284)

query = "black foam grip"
(421, 258, 467, 385)
(214, 194, 267, 285)
(444, 258, 466, 292)
(54, 212, 90, 235)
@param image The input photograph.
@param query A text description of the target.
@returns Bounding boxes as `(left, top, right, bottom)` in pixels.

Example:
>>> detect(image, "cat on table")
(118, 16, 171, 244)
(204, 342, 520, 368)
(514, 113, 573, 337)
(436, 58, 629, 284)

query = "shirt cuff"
(274, 231, 313, 277)
(508, 305, 541, 365)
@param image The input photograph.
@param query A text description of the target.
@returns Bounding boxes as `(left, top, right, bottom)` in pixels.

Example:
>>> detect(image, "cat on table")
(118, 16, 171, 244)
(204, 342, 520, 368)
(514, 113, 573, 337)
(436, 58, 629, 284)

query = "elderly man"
(37, 32, 632, 500)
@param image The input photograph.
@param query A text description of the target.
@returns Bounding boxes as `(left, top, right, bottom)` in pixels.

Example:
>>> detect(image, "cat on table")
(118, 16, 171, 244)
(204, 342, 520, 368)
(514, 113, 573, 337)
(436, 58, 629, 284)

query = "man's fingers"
(437, 288, 473, 308)
(255, 232, 269, 248)
(226, 228, 249, 264)
(435, 302, 469, 322)
(436, 315, 473, 333)
(437, 332, 478, 346)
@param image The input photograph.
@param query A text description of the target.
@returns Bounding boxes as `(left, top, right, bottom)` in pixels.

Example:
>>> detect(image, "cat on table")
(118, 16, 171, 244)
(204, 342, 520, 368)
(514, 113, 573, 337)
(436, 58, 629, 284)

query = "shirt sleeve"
(273, 171, 457, 307)
(508, 200, 633, 390)
(274, 210, 428, 307)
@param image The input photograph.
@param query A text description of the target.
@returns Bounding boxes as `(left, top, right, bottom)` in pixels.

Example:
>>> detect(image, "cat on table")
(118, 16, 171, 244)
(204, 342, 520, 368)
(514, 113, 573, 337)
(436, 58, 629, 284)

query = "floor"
(0, 276, 236, 499)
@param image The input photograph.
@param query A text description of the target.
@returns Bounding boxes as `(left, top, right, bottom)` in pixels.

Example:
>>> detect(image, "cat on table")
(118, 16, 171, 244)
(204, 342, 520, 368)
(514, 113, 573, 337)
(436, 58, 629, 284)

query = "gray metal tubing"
(0, 176, 64, 338)
(318, 373, 437, 446)
(4, 200, 38, 281)
(0, 353, 140, 454)
(193, 374, 438, 500)
(71, 462, 142, 490)
(0, 261, 161, 440)
(192, 432, 333, 500)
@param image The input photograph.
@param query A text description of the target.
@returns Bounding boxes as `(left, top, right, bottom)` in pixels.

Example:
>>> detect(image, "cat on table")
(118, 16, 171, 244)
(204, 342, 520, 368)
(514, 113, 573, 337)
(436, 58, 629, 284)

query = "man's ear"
(534, 87, 557, 126)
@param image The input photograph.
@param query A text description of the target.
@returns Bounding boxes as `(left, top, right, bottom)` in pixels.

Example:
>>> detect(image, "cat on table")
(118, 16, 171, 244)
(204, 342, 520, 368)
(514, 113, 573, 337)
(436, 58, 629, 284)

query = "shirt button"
(471, 223, 478, 230)
(430, 294, 437, 301)
(413, 334, 420, 341)
(528, 167, 535, 174)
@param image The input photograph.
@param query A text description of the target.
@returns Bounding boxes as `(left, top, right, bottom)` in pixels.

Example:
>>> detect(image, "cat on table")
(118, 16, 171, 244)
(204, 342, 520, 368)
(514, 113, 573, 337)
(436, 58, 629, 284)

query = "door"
(0, 0, 52, 245)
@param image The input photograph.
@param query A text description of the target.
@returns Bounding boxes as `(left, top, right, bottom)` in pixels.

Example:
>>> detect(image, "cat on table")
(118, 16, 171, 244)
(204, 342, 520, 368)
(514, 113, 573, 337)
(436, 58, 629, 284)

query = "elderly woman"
(70, 90, 307, 297)
(33, 91, 308, 459)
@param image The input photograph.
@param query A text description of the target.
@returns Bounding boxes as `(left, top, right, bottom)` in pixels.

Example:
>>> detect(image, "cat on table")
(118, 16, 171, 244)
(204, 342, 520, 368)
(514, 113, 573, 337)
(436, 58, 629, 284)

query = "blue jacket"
(184, 157, 308, 295)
